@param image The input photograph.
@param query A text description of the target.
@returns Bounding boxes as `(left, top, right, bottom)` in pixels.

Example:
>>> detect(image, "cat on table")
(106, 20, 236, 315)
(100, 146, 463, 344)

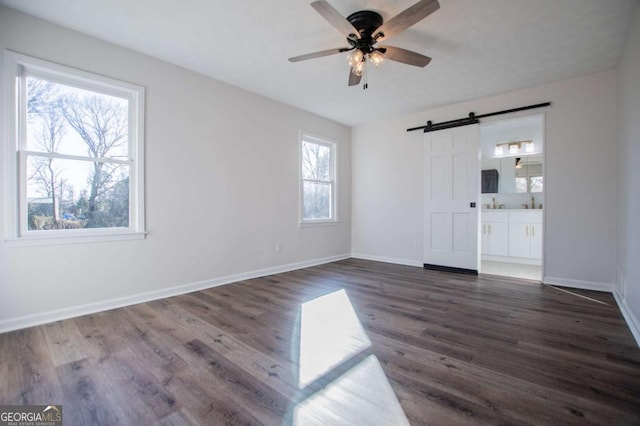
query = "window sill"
(4, 231, 147, 247)
(299, 220, 340, 228)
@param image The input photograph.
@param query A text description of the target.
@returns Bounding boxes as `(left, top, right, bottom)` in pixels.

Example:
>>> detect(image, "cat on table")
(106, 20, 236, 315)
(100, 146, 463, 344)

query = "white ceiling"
(1, 0, 638, 126)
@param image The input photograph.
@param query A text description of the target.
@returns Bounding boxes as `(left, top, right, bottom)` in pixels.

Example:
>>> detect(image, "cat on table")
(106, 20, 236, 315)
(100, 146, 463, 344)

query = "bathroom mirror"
(481, 155, 543, 194)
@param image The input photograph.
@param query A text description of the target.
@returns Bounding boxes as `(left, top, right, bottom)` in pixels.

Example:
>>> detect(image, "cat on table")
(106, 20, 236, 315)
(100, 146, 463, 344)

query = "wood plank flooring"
(1, 258, 639, 425)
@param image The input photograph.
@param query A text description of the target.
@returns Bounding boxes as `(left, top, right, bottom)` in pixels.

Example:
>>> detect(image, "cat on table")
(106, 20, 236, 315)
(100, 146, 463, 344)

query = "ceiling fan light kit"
(289, 0, 440, 90)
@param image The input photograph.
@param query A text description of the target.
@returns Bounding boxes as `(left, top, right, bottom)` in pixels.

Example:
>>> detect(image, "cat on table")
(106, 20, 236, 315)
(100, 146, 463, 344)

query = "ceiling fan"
(289, 0, 440, 89)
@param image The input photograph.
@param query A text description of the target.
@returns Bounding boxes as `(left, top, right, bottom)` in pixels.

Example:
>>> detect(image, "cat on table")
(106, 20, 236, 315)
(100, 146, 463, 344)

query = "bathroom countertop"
(482, 208, 543, 212)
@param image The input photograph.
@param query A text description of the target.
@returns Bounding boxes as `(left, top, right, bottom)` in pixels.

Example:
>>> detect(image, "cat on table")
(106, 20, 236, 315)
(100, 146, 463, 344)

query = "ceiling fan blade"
(348, 69, 362, 86)
(289, 47, 350, 62)
(375, 0, 440, 42)
(311, 1, 360, 38)
(379, 46, 431, 67)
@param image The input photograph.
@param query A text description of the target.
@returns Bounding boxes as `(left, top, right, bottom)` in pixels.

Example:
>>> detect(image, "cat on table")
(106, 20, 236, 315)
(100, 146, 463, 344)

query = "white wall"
(0, 7, 351, 330)
(617, 6, 640, 344)
(352, 69, 618, 288)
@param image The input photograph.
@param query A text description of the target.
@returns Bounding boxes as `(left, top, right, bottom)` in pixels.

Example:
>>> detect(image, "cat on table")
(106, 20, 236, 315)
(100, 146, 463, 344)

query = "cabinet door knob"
(488, 224, 492, 234)
(525, 225, 529, 237)
(532, 225, 535, 237)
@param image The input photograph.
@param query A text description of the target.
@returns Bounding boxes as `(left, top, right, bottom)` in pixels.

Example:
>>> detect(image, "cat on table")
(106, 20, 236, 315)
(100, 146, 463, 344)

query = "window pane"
(515, 177, 527, 193)
(302, 141, 331, 181)
(26, 155, 130, 230)
(303, 181, 331, 220)
(530, 176, 543, 193)
(26, 76, 129, 160)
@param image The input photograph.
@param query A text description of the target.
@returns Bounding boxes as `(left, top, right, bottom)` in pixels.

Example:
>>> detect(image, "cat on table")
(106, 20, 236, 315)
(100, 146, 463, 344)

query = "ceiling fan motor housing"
(346, 10, 383, 53)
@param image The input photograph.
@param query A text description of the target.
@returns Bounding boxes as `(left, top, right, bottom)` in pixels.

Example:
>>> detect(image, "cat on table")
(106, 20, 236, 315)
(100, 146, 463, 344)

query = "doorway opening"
(479, 113, 544, 281)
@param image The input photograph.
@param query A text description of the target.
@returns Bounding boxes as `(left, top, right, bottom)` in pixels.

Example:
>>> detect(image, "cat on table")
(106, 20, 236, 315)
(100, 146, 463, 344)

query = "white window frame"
(2, 51, 145, 246)
(299, 132, 337, 225)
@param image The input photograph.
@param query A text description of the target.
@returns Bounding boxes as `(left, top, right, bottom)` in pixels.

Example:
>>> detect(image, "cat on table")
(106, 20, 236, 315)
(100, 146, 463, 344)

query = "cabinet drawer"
(482, 211, 509, 222)
(509, 211, 542, 223)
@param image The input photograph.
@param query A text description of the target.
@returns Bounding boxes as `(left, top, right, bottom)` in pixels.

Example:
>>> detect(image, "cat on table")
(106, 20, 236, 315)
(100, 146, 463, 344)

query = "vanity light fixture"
(494, 140, 533, 157)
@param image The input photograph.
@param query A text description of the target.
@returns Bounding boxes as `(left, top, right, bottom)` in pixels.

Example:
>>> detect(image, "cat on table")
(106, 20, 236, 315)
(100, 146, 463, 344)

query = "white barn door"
(423, 125, 480, 273)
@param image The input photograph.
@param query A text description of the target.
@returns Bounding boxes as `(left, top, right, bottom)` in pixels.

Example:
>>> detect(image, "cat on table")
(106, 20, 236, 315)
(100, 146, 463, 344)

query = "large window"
(300, 134, 336, 223)
(3, 52, 145, 244)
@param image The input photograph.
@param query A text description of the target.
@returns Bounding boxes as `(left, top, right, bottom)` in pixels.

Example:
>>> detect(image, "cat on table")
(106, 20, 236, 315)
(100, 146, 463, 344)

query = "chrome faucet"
(531, 196, 535, 209)
(492, 197, 496, 209)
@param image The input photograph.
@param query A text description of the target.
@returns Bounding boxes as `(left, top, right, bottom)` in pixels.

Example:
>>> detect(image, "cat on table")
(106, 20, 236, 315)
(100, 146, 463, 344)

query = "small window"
(515, 159, 543, 194)
(300, 134, 336, 223)
(3, 52, 145, 244)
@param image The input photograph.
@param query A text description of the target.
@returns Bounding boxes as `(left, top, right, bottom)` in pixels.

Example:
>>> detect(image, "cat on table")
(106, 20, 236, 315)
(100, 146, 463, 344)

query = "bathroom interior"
(480, 113, 544, 281)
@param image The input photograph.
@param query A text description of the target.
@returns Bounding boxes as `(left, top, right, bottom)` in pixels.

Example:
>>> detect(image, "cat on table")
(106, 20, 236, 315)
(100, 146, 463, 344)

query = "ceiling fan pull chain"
(363, 58, 368, 90)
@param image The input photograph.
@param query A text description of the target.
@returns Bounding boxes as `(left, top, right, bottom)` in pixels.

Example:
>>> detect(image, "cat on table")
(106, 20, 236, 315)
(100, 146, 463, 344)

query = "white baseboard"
(613, 292, 640, 348)
(0, 253, 351, 334)
(542, 276, 614, 292)
(351, 253, 423, 268)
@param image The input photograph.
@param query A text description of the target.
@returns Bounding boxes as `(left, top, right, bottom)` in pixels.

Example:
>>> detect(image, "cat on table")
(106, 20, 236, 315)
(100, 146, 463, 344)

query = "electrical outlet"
(276, 242, 283, 253)
(414, 239, 420, 248)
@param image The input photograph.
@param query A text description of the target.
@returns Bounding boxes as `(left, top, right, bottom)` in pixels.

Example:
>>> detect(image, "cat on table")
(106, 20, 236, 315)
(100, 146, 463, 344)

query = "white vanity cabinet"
(481, 212, 509, 256)
(482, 210, 542, 263)
(508, 211, 542, 260)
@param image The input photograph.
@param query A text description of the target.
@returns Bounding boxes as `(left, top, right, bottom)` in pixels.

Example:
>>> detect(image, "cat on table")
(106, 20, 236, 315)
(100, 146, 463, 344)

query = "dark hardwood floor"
(1, 258, 639, 425)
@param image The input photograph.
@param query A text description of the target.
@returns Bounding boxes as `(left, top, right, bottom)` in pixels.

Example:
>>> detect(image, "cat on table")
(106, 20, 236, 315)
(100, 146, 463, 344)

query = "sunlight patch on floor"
(294, 355, 409, 426)
(295, 289, 409, 425)
(298, 289, 370, 389)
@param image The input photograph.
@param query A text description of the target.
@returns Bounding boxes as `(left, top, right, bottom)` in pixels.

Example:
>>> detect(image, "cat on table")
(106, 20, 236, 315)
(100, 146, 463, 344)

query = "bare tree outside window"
(59, 93, 129, 227)
(27, 78, 57, 114)
(301, 139, 334, 221)
(27, 82, 66, 228)
(25, 76, 131, 231)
